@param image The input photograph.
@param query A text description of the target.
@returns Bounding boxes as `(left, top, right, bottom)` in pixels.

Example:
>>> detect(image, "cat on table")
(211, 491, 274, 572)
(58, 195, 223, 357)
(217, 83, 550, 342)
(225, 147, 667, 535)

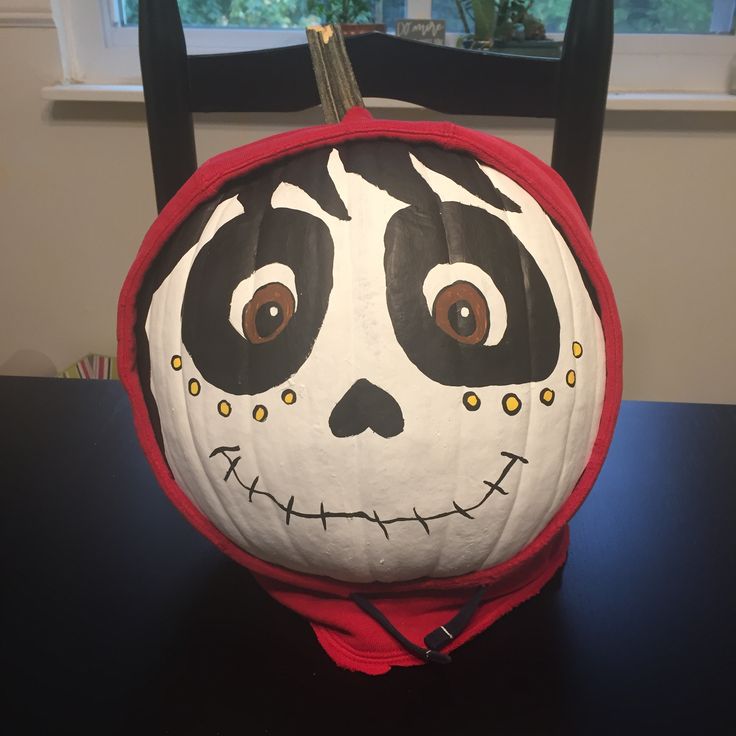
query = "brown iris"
(242, 282, 295, 344)
(432, 281, 490, 345)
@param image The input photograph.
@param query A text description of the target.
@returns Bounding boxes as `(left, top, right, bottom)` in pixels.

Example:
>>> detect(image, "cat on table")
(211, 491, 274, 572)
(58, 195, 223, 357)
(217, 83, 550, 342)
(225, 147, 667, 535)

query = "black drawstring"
(423, 585, 487, 651)
(350, 585, 487, 665)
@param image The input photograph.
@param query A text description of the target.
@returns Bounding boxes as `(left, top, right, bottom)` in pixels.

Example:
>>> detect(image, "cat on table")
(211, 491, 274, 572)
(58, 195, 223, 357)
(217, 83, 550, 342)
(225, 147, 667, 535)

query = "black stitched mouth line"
(208, 446, 528, 540)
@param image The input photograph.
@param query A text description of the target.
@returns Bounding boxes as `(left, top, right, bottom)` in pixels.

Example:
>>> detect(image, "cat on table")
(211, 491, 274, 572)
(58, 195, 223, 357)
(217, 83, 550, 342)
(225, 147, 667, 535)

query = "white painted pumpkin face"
(141, 141, 605, 584)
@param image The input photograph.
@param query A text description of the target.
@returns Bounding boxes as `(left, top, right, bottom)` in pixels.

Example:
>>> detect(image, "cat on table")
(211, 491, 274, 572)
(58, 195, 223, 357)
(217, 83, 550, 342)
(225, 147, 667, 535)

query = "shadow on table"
(125, 559, 571, 734)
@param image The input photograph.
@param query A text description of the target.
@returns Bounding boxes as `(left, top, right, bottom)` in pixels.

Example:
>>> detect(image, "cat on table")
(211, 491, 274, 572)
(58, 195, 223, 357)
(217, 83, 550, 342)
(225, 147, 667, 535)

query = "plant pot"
(461, 38, 493, 50)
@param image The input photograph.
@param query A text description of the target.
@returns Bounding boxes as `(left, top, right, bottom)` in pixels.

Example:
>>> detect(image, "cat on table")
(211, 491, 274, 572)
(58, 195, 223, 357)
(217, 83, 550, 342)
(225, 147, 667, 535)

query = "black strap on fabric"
(350, 593, 451, 664)
(423, 585, 487, 652)
(349, 585, 488, 665)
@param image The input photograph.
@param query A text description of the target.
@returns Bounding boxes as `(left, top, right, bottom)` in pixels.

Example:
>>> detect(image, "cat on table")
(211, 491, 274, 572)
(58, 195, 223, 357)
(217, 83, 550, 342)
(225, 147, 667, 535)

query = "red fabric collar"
(118, 107, 623, 673)
(262, 526, 569, 674)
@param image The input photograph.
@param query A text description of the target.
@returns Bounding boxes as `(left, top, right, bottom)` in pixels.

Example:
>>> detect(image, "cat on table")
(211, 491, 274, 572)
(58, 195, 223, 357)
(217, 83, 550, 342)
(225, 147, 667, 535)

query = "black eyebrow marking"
(411, 146, 521, 213)
(281, 147, 350, 221)
(339, 140, 522, 214)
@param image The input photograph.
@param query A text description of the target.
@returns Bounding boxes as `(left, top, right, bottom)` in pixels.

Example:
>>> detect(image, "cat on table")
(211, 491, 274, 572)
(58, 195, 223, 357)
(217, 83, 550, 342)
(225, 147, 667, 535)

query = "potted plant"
(455, 0, 562, 57)
(307, 0, 386, 35)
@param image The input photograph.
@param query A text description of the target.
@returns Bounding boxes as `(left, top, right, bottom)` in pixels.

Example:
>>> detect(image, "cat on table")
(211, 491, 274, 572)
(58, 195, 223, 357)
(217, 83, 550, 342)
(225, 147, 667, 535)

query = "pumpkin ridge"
(542, 215, 587, 529)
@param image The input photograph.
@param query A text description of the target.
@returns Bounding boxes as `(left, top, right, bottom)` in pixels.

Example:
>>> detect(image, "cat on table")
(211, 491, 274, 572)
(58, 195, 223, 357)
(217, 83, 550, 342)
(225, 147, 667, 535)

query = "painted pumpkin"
(119, 108, 622, 674)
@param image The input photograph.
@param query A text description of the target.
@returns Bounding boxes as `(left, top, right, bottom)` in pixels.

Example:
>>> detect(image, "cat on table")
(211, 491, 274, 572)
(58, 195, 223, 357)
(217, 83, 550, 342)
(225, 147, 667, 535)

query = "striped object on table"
(59, 354, 118, 380)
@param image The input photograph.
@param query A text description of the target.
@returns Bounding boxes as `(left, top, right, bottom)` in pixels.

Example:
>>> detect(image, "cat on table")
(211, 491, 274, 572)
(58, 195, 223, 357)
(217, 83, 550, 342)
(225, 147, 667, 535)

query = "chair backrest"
(139, 0, 613, 224)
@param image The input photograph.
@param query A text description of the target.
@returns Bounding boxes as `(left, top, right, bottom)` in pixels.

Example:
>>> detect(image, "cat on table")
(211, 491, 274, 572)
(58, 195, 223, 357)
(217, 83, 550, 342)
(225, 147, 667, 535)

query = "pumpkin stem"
(306, 24, 365, 124)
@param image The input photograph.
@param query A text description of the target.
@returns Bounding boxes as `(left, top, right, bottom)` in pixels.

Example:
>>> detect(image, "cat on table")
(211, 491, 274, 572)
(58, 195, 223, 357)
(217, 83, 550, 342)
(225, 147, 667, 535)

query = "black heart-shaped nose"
(329, 379, 404, 438)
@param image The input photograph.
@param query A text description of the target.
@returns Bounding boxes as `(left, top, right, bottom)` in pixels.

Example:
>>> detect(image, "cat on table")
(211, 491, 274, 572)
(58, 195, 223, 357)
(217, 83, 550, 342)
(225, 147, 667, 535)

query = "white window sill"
(40, 84, 736, 112)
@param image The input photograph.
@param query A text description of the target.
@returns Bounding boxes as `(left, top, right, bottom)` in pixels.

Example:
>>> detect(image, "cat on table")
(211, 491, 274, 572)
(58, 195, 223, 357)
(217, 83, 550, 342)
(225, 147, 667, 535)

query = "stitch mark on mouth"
(209, 446, 528, 540)
(453, 501, 474, 519)
(224, 456, 240, 482)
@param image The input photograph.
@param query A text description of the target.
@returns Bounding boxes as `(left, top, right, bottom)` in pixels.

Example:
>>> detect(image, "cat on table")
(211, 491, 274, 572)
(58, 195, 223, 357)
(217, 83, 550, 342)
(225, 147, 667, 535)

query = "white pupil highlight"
(460, 306, 470, 318)
(269, 306, 279, 317)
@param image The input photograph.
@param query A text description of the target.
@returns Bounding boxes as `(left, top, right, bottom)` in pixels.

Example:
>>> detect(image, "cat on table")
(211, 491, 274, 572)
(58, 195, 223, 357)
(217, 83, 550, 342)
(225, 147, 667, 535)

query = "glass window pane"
(430, 1, 731, 37)
(611, 0, 715, 33)
(121, 0, 407, 31)
(431, 0, 466, 33)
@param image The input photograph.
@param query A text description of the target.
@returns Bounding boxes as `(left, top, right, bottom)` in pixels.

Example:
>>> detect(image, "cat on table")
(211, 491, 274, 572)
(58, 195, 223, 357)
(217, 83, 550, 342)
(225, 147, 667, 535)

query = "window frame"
(51, 0, 736, 95)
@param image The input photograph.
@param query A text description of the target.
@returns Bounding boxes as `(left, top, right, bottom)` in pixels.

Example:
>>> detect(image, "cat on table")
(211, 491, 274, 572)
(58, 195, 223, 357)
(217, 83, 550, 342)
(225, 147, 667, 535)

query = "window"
(119, 0, 407, 30)
(50, 0, 736, 97)
(434, 0, 735, 35)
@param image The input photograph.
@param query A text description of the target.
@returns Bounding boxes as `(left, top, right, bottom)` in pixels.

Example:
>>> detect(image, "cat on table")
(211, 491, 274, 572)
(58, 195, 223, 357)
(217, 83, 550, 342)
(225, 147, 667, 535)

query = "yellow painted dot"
(540, 388, 555, 406)
(572, 341, 583, 358)
(218, 400, 232, 417)
(502, 393, 522, 416)
(188, 378, 200, 396)
(281, 389, 297, 405)
(463, 391, 481, 411)
(253, 405, 268, 422)
(566, 369, 577, 387)
(170, 355, 182, 371)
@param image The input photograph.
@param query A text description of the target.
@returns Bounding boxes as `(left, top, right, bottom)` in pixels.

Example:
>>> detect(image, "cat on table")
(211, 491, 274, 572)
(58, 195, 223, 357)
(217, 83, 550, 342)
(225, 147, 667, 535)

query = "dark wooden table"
(2, 376, 734, 734)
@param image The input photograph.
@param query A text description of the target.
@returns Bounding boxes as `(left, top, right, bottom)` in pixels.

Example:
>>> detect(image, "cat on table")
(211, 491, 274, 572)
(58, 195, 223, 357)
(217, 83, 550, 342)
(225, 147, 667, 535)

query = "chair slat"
(139, 0, 197, 212)
(188, 33, 559, 118)
(552, 0, 614, 224)
(141, 0, 613, 219)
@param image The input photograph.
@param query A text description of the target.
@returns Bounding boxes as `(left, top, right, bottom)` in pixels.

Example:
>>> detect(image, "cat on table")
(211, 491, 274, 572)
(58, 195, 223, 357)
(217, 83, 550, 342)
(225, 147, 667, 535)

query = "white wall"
(1, 19, 735, 403)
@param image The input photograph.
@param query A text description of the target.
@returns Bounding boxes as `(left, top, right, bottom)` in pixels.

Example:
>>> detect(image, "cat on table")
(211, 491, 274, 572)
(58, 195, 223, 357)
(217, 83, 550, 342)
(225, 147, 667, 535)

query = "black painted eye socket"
(433, 281, 490, 345)
(180, 207, 334, 396)
(385, 201, 560, 388)
(243, 283, 295, 344)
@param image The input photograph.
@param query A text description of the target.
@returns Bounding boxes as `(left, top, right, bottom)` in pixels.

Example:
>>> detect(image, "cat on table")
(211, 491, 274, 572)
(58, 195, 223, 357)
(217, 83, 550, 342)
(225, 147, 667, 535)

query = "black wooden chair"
(139, 0, 613, 225)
